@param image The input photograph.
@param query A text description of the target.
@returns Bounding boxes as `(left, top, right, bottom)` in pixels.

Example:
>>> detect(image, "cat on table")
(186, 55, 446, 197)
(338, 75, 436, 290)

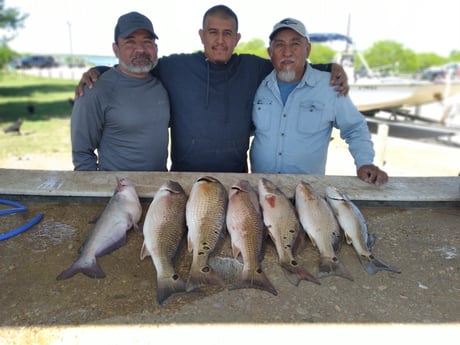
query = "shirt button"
(281, 133, 285, 136)
(283, 114, 287, 117)
(278, 152, 282, 156)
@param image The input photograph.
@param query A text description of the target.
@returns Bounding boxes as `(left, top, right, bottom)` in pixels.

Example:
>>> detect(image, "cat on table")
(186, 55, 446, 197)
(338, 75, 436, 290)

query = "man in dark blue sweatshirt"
(76, 5, 348, 173)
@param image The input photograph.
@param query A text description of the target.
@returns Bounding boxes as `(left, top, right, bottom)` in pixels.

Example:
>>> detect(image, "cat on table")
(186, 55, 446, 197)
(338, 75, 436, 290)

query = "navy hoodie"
(157, 52, 273, 172)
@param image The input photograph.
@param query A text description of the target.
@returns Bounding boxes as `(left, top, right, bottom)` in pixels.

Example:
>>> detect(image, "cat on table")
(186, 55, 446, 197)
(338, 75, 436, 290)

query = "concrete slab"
(0, 169, 458, 205)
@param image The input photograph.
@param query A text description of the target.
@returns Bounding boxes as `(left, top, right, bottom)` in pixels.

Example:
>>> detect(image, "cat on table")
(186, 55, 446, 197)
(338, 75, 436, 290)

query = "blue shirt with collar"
(249, 63, 375, 174)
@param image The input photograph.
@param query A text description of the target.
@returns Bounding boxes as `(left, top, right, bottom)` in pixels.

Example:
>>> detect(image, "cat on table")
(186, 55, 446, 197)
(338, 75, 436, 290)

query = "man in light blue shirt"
(250, 18, 388, 185)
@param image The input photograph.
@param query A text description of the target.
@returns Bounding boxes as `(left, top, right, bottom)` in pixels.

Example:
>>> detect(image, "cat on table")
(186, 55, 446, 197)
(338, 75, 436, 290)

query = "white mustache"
(280, 58, 296, 64)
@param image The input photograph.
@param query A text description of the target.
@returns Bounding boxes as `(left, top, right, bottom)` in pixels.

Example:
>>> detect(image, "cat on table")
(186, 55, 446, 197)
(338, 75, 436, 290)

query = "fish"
(295, 181, 353, 281)
(325, 186, 401, 275)
(226, 179, 277, 296)
(56, 177, 142, 280)
(140, 180, 188, 305)
(185, 176, 227, 292)
(258, 177, 320, 286)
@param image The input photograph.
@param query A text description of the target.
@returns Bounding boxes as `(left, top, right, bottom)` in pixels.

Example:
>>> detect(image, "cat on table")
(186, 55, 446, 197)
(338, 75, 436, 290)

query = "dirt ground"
(1, 198, 459, 327)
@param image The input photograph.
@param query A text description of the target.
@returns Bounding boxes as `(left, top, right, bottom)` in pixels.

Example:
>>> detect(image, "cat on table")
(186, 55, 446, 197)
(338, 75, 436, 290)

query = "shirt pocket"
(297, 101, 328, 134)
(253, 98, 273, 131)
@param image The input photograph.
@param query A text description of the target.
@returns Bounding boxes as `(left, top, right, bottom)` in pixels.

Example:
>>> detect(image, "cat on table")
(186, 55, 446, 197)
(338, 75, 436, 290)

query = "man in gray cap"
(71, 12, 170, 171)
(249, 18, 388, 185)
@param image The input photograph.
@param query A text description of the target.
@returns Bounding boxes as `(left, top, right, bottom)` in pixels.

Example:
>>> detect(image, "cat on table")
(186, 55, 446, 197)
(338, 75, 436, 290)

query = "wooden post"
(375, 122, 389, 167)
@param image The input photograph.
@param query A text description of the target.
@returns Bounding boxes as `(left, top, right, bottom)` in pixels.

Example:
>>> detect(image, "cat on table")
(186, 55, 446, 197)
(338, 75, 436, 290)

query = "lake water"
(82, 55, 117, 66)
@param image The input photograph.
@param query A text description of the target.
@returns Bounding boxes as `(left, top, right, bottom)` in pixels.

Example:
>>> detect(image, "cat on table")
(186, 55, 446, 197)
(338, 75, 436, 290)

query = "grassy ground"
(0, 73, 75, 168)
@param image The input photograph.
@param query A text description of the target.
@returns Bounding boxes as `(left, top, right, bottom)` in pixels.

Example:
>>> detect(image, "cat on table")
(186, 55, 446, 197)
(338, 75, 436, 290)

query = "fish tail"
(186, 264, 226, 292)
(230, 267, 278, 296)
(56, 258, 105, 280)
(156, 274, 187, 305)
(359, 254, 402, 275)
(280, 260, 320, 286)
(318, 256, 354, 281)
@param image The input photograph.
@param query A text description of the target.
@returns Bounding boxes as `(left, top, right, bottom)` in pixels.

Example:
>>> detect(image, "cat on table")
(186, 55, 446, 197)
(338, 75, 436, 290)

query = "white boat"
(309, 33, 460, 114)
(350, 78, 460, 113)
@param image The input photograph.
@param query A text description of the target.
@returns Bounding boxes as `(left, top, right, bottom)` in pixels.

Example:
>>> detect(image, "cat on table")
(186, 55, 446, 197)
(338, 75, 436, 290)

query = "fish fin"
(127, 212, 141, 233)
(186, 264, 226, 292)
(305, 233, 317, 248)
(279, 260, 320, 286)
(265, 195, 276, 208)
(186, 235, 193, 253)
(367, 233, 376, 249)
(140, 243, 150, 261)
(359, 254, 402, 275)
(132, 222, 141, 233)
(209, 256, 243, 283)
(344, 232, 353, 245)
(156, 274, 187, 305)
(293, 231, 307, 256)
(317, 256, 353, 281)
(229, 266, 278, 296)
(88, 216, 99, 224)
(56, 257, 105, 280)
(332, 230, 345, 253)
(231, 243, 241, 259)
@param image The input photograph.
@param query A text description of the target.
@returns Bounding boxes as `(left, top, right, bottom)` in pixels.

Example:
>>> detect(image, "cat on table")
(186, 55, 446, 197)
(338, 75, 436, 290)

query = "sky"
(3, 0, 460, 59)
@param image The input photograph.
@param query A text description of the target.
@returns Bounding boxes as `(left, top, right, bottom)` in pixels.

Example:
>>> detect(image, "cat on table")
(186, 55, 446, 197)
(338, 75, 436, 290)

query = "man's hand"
(74, 68, 101, 99)
(330, 63, 349, 96)
(357, 164, 388, 186)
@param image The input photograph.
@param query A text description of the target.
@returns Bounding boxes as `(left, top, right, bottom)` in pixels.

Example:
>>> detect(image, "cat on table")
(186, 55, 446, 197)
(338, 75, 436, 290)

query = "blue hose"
(0, 199, 28, 216)
(0, 198, 44, 241)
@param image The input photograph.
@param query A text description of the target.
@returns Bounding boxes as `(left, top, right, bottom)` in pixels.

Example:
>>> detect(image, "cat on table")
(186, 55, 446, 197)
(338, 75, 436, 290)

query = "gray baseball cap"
(114, 11, 158, 42)
(269, 18, 309, 41)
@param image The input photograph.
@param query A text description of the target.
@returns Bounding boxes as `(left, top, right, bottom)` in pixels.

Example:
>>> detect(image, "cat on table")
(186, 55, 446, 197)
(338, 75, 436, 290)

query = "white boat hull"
(350, 80, 460, 113)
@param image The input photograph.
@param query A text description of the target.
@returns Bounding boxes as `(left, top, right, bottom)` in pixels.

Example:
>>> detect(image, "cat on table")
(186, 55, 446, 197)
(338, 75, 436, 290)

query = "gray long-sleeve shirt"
(71, 67, 170, 171)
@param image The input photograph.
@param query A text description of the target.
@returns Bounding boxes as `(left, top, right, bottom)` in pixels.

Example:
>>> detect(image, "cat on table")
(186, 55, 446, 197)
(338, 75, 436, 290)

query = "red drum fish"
(141, 180, 188, 305)
(325, 186, 401, 275)
(258, 178, 319, 286)
(185, 176, 227, 292)
(226, 179, 277, 296)
(295, 181, 353, 281)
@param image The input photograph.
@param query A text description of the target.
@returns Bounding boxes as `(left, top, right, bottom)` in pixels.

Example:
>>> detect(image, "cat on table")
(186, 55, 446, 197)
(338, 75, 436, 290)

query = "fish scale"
(226, 179, 277, 296)
(295, 181, 353, 281)
(325, 186, 401, 275)
(258, 177, 319, 286)
(186, 176, 227, 292)
(141, 180, 188, 305)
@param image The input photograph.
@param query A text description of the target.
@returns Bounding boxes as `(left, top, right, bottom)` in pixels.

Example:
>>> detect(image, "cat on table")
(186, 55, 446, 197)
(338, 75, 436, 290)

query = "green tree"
(361, 40, 417, 74)
(0, 0, 28, 70)
(416, 52, 447, 71)
(235, 39, 339, 63)
(235, 38, 268, 58)
(309, 43, 337, 64)
(448, 50, 460, 61)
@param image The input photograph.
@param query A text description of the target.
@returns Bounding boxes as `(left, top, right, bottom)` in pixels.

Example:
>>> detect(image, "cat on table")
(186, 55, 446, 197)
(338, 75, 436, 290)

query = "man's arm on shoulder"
(74, 66, 110, 98)
(311, 63, 349, 96)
